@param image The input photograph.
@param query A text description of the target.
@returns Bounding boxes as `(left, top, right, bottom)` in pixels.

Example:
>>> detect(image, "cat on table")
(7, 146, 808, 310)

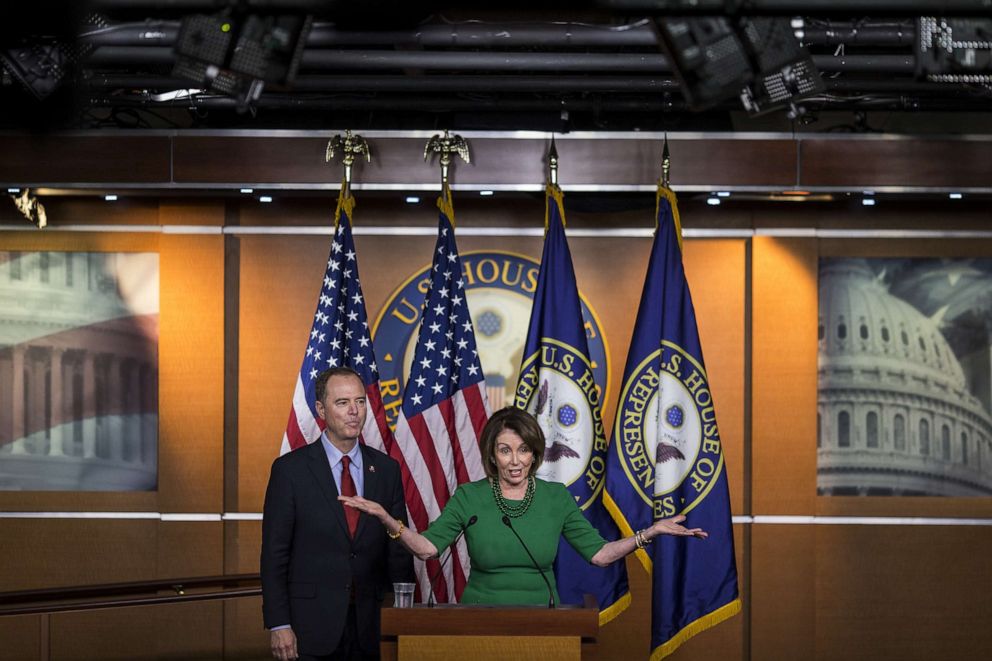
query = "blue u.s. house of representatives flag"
(604, 186, 740, 659)
(515, 184, 630, 624)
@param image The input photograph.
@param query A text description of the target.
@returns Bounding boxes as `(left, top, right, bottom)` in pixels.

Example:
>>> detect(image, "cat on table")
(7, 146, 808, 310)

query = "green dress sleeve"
(556, 482, 608, 563)
(420, 483, 469, 556)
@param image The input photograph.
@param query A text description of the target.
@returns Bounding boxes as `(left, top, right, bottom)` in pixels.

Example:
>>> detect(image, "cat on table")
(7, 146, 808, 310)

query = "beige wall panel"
(682, 240, 747, 514)
(752, 237, 817, 514)
(158, 232, 225, 513)
(0, 520, 157, 592)
(751, 524, 814, 661)
(0, 616, 41, 660)
(51, 602, 222, 660)
(157, 521, 224, 579)
(815, 525, 992, 661)
(158, 200, 225, 227)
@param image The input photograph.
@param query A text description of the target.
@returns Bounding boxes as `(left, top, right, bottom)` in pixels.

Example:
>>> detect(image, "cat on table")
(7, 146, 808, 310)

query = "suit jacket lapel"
(355, 445, 382, 540)
(305, 440, 352, 540)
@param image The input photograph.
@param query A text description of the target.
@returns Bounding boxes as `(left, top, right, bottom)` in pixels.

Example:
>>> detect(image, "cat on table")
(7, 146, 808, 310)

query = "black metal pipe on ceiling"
(88, 46, 919, 75)
(83, 74, 682, 92)
(80, 19, 919, 48)
(86, 93, 692, 112)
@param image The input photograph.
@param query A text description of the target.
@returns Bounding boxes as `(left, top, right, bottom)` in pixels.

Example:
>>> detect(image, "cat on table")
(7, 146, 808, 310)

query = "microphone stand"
(501, 515, 555, 608)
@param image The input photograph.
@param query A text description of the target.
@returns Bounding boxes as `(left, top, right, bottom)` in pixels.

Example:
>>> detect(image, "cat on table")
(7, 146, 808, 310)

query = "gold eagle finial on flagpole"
(424, 130, 470, 196)
(326, 129, 371, 197)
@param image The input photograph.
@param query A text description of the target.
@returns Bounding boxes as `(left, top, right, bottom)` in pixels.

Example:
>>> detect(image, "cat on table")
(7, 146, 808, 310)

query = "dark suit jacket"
(260, 440, 413, 656)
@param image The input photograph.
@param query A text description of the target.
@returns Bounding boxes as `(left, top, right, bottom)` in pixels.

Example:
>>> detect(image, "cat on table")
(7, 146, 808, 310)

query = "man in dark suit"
(262, 367, 413, 661)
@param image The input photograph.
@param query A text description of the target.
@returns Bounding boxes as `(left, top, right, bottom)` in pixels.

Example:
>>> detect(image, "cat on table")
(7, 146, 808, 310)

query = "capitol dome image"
(0, 251, 158, 491)
(818, 258, 992, 496)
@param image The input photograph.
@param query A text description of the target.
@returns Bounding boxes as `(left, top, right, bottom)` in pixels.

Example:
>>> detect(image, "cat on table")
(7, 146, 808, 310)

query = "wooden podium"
(380, 595, 599, 661)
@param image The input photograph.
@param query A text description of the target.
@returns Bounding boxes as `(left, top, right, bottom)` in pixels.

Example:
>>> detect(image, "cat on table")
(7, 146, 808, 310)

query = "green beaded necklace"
(491, 475, 536, 518)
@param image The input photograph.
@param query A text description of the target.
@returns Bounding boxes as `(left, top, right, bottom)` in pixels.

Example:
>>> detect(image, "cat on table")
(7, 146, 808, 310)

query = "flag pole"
(660, 134, 671, 190)
(657, 135, 683, 251)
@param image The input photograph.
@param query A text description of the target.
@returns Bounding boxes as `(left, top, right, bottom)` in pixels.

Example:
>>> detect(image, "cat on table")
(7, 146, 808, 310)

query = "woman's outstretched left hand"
(338, 495, 387, 521)
(651, 515, 708, 539)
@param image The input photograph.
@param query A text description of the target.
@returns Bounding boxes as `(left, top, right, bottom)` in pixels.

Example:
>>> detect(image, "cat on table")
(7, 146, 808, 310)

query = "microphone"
(501, 515, 555, 608)
(426, 514, 478, 607)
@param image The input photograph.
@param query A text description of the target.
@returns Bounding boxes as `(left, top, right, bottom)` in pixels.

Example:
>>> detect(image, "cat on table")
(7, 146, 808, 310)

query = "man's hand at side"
(270, 627, 298, 661)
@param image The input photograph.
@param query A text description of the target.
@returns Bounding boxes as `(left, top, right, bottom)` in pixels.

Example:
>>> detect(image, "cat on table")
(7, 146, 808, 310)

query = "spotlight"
(172, 11, 313, 108)
(104, 194, 118, 201)
(949, 192, 963, 199)
(240, 188, 254, 194)
(707, 197, 721, 206)
(479, 190, 495, 196)
(405, 196, 421, 204)
(862, 198, 876, 206)
(717, 191, 731, 197)
(259, 195, 273, 203)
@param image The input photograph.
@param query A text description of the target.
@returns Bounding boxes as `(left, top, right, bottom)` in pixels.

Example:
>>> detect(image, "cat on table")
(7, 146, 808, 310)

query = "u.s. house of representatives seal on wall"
(372, 251, 609, 433)
(614, 341, 724, 519)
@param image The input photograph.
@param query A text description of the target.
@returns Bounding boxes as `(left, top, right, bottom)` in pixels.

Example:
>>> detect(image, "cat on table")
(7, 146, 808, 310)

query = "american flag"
(281, 195, 393, 456)
(392, 192, 490, 603)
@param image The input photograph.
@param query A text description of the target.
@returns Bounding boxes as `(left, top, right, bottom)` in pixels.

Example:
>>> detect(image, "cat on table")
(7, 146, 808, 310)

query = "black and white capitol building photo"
(818, 258, 992, 497)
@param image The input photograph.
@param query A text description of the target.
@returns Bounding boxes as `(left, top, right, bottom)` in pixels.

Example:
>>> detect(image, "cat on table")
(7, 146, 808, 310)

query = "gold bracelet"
(387, 521, 405, 540)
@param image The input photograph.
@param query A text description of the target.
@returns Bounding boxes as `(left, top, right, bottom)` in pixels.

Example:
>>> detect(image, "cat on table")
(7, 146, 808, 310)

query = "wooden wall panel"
(751, 524, 815, 661)
(157, 521, 224, 578)
(800, 138, 992, 189)
(0, 520, 158, 592)
(223, 597, 270, 660)
(0, 136, 171, 184)
(51, 603, 223, 661)
(0, 616, 41, 660)
(223, 523, 269, 659)
(751, 237, 818, 514)
(815, 525, 992, 661)
(158, 230, 225, 513)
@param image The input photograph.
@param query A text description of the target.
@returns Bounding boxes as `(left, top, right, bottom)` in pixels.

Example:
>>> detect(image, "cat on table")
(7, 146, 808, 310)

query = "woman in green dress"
(339, 407, 707, 606)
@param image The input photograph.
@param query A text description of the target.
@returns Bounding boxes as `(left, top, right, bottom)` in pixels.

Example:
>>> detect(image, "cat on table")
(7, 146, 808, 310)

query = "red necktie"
(340, 455, 359, 538)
